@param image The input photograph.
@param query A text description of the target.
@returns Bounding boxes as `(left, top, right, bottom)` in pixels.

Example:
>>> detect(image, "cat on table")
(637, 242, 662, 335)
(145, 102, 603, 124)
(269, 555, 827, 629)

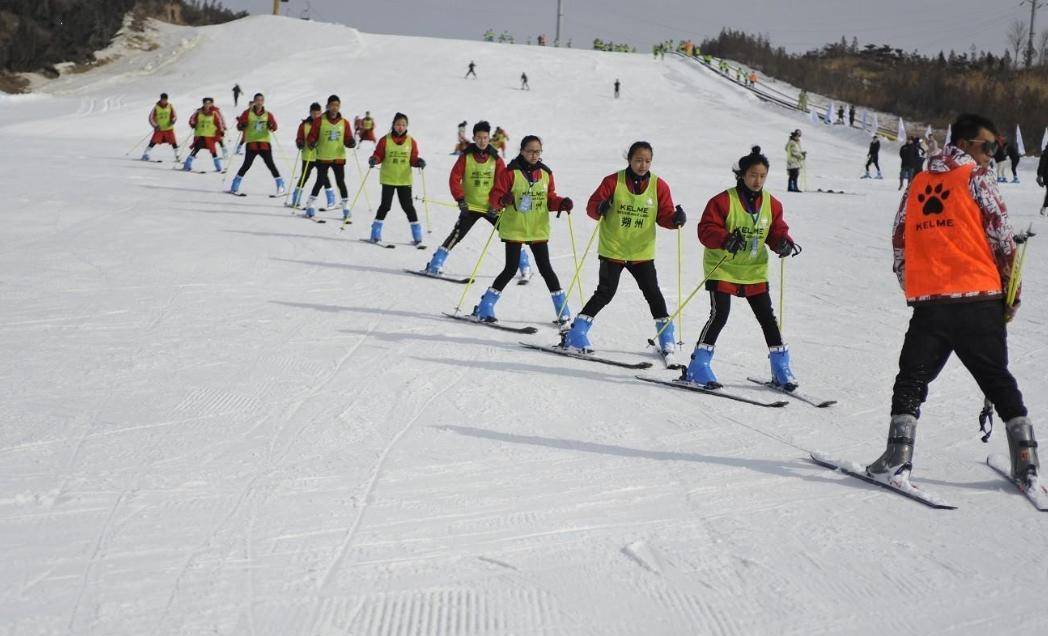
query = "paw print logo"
(917, 183, 950, 215)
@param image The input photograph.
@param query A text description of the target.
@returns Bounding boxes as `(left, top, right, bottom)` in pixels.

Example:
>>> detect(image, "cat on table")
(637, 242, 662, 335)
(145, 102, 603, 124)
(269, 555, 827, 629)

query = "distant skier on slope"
(559, 141, 686, 364)
(232, 83, 242, 107)
(862, 135, 882, 179)
(785, 129, 805, 192)
(230, 93, 284, 196)
(183, 97, 225, 173)
(465, 61, 477, 79)
(865, 113, 1038, 489)
(1006, 138, 1021, 183)
(423, 121, 512, 275)
(898, 137, 920, 191)
(682, 147, 801, 389)
(291, 101, 323, 208)
(491, 126, 509, 157)
(993, 134, 1008, 183)
(470, 135, 573, 324)
(367, 112, 427, 244)
(304, 95, 356, 220)
(614, 79, 620, 98)
(1037, 151, 1048, 214)
(356, 111, 376, 143)
(453, 121, 469, 154)
(520, 72, 530, 90)
(142, 92, 180, 162)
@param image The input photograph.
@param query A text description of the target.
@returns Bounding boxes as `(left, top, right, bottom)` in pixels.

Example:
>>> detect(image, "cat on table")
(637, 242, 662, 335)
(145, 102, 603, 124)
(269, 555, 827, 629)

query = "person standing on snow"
(465, 61, 477, 79)
(304, 95, 357, 220)
(898, 137, 920, 191)
(142, 92, 179, 162)
(423, 121, 513, 276)
(797, 89, 808, 112)
(993, 134, 1009, 183)
(453, 121, 469, 154)
(865, 113, 1038, 490)
(491, 126, 509, 157)
(291, 102, 323, 208)
(848, 105, 856, 127)
(470, 135, 573, 325)
(520, 72, 530, 90)
(559, 141, 686, 362)
(682, 148, 801, 389)
(1006, 138, 1021, 183)
(785, 129, 805, 192)
(232, 84, 242, 107)
(1037, 152, 1048, 214)
(614, 79, 621, 98)
(229, 93, 284, 196)
(356, 111, 376, 144)
(184, 97, 225, 173)
(367, 112, 427, 244)
(863, 135, 882, 179)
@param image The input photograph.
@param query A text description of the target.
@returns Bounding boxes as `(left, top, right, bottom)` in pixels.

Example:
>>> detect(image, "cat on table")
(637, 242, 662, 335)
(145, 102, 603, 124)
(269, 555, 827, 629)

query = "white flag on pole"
(925, 124, 933, 138)
(810, 108, 819, 125)
(1015, 125, 1026, 155)
(897, 117, 906, 141)
(861, 110, 868, 131)
(872, 113, 879, 135)
(1041, 127, 1048, 151)
(945, 124, 951, 145)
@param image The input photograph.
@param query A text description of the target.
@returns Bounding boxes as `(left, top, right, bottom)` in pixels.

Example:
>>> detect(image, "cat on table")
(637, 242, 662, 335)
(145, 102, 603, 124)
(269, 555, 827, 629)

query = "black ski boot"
(866, 414, 917, 481)
(1005, 416, 1040, 486)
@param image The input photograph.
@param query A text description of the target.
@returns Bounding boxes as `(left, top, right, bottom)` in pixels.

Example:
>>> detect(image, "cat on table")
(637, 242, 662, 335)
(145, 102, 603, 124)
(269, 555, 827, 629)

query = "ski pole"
(454, 213, 503, 314)
(556, 217, 601, 321)
(654, 253, 730, 342)
(419, 167, 432, 233)
(352, 148, 373, 211)
(272, 135, 297, 180)
(778, 257, 786, 332)
(676, 226, 684, 345)
(340, 167, 373, 230)
(1005, 223, 1034, 308)
(125, 131, 152, 156)
(414, 196, 458, 209)
(285, 149, 303, 207)
(801, 159, 809, 191)
(563, 204, 584, 308)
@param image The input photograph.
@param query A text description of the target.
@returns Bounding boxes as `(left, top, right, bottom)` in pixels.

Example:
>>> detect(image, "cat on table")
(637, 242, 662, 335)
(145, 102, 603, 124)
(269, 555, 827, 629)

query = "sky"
(221, 0, 1034, 57)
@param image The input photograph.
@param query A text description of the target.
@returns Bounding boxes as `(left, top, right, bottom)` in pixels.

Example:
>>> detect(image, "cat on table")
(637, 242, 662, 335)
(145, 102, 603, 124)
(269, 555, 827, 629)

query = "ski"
(441, 312, 538, 334)
(358, 239, 396, 249)
(809, 452, 956, 509)
(521, 343, 654, 369)
(635, 376, 788, 407)
(517, 271, 534, 286)
(747, 377, 837, 408)
(301, 215, 326, 224)
(404, 269, 473, 284)
(986, 454, 1048, 511)
(228, 191, 247, 197)
(812, 189, 861, 196)
(647, 339, 685, 370)
(269, 194, 287, 198)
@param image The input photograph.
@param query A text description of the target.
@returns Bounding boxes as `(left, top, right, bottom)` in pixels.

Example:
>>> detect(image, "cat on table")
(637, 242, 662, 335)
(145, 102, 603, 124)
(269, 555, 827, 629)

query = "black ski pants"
(375, 185, 418, 223)
(891, 300, 1026, 421)
(493, 242, 560, 292)
(580, 259, 668, 319)
(787, 168, 800, 191)
(296, 159, 315, 189)
(866, 155, 880, 172)
(441, 210, 495, 250)
(310, 163, 348, 198)
(698, 286, 783, 347)
(237, 147, 280, 178)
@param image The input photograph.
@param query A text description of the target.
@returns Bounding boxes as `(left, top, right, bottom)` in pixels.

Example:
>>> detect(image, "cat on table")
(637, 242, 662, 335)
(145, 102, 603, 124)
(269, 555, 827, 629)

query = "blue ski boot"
(369, 220, 383, 242)
(410, 222, 424, 245)
(341, 199, 350, 221)
(213, 156, 222, 173)
(325, 188, 336, 208)
(229, 174, 243, 194)
(275, 177, 287, 195)
(551, 290, 571, 326)
(1012, 176, 1021, 184)
(518, 248, 532, 279)
(141, 151, 151, 161)
(472, 287, 501, 322)
(426, 246, 449, 275)
(304, 196, 317, 218)
(182, 155, 194, 172)
(683, 344, 719, 387)
(769, 345, 798, 390)
(291, 187, 303, 207)
(654, 318, 676, 353)
(561, 315, 593, 352)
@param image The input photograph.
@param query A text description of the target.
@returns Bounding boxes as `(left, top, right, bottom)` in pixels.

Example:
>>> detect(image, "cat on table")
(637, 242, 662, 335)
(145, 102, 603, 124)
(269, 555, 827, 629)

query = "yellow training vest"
(598, 171, 659, 261)
(463, 153, 497, 213)
(498, 169, 550, 242)
(316, 116, 347, 163)
(194, 111, 217, 138)
(244, 109, 271, 144)
(153, 104, 174, 131)
(704, 187, 772, 284)
(380, 133, 413, 186)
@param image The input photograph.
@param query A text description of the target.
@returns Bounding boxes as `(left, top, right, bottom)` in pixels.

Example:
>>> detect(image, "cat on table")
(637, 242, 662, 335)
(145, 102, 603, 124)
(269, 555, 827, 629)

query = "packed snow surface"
(2, 15, 1046, 635)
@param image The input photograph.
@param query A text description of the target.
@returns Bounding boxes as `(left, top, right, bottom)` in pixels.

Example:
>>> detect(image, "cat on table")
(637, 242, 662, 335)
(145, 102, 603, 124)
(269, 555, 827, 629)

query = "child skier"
(367, 113, 427, 243)
(424, 121, 523, 276)
(453, 121, 469, 155)
(560, 141, 686, 363)
(142, 93, 179, 162)
(357, 111, 376, 143)
(862, 135, 882, 179)
(184, 97, 225, 173)
(230, 93, 285, 196)
(683, 148, 802, 389)
(292, 102, 323, 208)
(492, 127, 509, 157)
(304, 95, 356, 220)
(470, 135, 573, 325)
(785, 129, 805, 192)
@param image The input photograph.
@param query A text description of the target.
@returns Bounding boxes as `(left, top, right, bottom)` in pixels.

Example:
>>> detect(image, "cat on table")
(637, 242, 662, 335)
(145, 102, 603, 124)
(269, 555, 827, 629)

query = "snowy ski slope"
(2, 15, 1047, 635)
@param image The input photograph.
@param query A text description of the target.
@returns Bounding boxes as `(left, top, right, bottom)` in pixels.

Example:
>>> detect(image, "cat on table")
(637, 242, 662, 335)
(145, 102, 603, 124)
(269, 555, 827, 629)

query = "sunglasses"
(965, 139, 998, 156)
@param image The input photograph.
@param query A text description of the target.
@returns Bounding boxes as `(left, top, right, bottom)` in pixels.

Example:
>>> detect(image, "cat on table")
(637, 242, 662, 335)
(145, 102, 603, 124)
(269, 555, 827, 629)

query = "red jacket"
(303, 113, 355, 163)
(448, 146, 506, 201)
(148, 101, 176, 128)
(489, 158, 565, 212)
(586, 170, 676, 228)
(698, 188, 791, 250)
(370, 132, 421, 166)
(188, 106, 226, 137)
(236, 107, 278, 151)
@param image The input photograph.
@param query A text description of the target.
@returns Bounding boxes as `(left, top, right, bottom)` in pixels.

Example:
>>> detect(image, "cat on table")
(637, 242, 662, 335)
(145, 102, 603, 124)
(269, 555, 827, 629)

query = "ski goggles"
(966, 139, 998, 156)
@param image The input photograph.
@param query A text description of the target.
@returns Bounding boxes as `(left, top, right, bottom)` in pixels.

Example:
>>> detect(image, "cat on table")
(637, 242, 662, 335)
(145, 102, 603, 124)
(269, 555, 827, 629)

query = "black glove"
(597, 199, 611, 217)
(456, 199, 469, 213)
(296, 141, 304, 150)
(672, 205, 686, 228)
(368, 156, 377, 168)
(723, 229, 746, 254)
(1014, 227, 1036, 244)
(346, 137, 356, 149)
(415, 158, 426, 170)
(776, 237, 802, 258)
(484, 209, 500, 224)
(559, 198, 574, 213)
(1037, 175, 1045, 188)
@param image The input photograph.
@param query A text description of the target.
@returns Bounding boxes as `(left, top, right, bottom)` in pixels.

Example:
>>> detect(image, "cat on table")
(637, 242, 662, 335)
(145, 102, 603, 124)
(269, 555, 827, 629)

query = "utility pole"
(1022, 0, 1045, 68)
(555, 0, 564, 47)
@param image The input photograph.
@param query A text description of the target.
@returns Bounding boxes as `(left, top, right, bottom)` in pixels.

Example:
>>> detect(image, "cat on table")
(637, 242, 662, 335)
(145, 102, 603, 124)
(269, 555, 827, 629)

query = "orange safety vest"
(902, 164, 1002, 303)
